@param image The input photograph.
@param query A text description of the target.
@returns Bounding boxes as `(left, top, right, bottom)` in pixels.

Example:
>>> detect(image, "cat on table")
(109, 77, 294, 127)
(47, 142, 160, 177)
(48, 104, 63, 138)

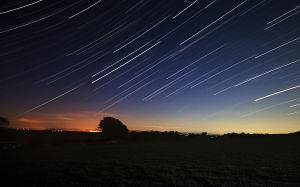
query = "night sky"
(1, 0, 300, 133)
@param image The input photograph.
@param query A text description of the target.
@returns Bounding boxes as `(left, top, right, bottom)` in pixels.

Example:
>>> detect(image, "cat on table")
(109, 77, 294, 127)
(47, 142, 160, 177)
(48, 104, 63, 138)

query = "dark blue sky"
(1, 0, 300, 133)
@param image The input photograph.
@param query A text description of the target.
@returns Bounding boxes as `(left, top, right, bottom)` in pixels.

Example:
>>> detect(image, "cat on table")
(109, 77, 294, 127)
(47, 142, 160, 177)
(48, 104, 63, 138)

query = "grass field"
(1, 129, 300, 186)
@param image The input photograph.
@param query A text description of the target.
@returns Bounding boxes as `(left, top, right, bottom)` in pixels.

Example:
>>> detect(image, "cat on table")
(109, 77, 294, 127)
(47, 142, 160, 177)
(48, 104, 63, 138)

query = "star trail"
(0, 0, 300, 133)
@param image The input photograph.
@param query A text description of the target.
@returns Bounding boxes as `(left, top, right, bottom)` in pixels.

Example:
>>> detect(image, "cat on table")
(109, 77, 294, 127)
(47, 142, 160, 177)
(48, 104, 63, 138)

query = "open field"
(1, 129, 300, 186)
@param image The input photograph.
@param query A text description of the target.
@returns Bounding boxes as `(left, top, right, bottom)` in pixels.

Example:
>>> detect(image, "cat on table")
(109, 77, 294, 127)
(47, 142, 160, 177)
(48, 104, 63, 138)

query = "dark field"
(1, 129, 300, 186)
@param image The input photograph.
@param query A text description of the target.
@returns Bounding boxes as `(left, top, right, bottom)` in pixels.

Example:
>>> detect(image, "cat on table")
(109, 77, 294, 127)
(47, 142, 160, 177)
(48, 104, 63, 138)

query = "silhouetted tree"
(201, 132, 208, 136)
(98, 117, 128, 138)
(0, 116, 9, 127)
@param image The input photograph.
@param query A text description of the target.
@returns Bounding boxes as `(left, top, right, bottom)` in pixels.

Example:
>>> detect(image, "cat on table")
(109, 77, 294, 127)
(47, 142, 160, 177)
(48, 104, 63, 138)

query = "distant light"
(89, 130, 100, 133)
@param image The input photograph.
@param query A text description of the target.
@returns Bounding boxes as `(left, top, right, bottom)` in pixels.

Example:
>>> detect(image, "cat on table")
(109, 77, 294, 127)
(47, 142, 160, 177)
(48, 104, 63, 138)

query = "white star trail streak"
(117, 48, 180, 88)
(205, 0, 217, 9)
(92, 41, 151, 78)
(0, 14, 52, 34)
(46, 53, 109, 85)
(255, 36, 300, 59)
(166, 64, 225, 97)
(213, 86, 233, 96)
(68, 0, 103, 19)
(167, 44, 225, 79)
(0, 0, 43, 15)
(158, 8, 204, 42)
(241, 98, 299, 118)
(113, 16, 169, 53)
(100, 81, 153, 112)
(66, 24, 127, 56)
(125, 0, 145, 14)
(40, 51, 106, 83)
(234, 58, 300, 87)
(239, 0, 266, 16)
(254, 85, 300, 102)
(92, 41, 160, 84)
(143, 68, 197, 101)
(20, 85, 81, 115)
(191, 55, 255, 88)
(290, 103, 300, 108)
(92, 62, 143, 92)
(213, 62, 273, 95)
(105, 71, 157, 104)
(180, 0, 247, 45)
(178, 13, 237, 51)
(264, 10, 300, 30)
(287, 110, 300, 116)
(267, 5, 300, 25)
(208, 55, 255, 89)
(172, 0, 198, 19)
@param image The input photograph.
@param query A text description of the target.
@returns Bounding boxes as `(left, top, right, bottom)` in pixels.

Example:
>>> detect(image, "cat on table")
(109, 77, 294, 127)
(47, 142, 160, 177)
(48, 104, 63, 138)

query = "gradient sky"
(1, 0, 300, 133)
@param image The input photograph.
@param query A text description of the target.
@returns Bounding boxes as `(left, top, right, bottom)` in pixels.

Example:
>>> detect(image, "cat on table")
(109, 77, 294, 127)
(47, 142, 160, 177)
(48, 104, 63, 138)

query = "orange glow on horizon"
(10, 110, 300, 134)
(18, 117, 46, 124)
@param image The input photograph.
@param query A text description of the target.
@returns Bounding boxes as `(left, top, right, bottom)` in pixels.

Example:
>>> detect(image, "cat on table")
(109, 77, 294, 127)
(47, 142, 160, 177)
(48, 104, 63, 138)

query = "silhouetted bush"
(0, 116, 9, 127)
(98, 117, 128, 139)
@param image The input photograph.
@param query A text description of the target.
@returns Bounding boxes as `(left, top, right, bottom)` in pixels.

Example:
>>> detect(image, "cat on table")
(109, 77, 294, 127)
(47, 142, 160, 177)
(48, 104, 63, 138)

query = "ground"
(1, 130, 300, 186)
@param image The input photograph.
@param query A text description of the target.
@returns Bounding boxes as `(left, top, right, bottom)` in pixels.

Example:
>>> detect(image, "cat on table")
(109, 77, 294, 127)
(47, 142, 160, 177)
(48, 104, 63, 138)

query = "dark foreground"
(1, 129, 300, 186)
